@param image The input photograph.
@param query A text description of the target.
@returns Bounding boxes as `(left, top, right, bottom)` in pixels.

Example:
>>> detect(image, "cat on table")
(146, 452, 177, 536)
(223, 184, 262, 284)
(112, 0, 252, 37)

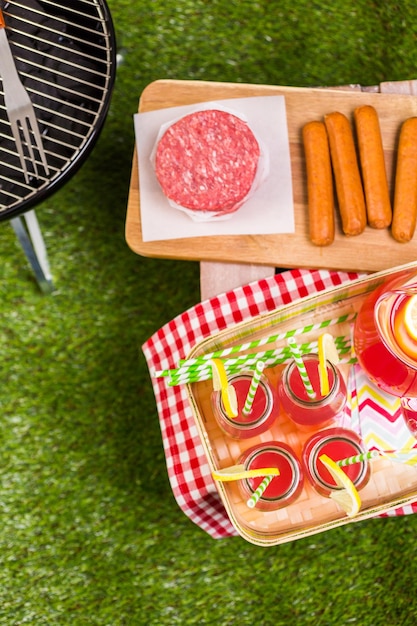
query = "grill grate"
(0, 0, 116, 220)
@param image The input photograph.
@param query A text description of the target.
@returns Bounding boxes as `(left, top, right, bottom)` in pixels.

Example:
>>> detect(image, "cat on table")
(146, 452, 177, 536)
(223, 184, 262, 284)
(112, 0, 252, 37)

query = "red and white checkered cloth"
(142, 268, 417, 539)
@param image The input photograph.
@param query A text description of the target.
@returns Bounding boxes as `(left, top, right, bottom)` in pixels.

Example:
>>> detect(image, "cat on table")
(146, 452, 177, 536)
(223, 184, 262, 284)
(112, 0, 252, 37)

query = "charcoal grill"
(0, 0, 116, 290)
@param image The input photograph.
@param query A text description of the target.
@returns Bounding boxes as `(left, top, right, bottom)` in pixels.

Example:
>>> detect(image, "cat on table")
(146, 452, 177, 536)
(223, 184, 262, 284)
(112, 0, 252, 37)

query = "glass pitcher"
(354, 267, 417, 436)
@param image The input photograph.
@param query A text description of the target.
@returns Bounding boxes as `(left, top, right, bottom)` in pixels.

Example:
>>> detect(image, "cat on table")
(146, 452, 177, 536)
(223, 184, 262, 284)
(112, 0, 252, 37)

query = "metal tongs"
(0, 8, 49, 182)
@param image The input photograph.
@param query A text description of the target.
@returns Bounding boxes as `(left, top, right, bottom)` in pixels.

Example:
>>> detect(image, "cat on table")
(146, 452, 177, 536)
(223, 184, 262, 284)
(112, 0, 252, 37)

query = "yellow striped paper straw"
(246, 475, 273, 508)
(287, 337, 316, 399)
(242, 361, 265, 415)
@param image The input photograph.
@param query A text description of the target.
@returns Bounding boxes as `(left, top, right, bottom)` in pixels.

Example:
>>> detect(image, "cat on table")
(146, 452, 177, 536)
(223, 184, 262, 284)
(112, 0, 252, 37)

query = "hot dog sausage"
(324, 111, 367, 236)
(354, 105, 392, 229)
(302, 120, 335, 246)
(392, 117, 417, 243)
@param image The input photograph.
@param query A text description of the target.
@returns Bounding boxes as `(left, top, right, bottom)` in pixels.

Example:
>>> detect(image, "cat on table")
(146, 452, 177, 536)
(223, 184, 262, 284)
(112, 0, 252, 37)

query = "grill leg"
(10, 209, 54, 293)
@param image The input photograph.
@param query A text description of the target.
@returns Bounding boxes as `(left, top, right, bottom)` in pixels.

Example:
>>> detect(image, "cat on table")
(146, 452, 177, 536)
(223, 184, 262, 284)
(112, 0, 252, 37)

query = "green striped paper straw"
(167, 348, 289, 385)
(174, 312, 357, 369)
(156, 334, 350, 380)
(168, 357, 354, 386)
(246, 475, 274, 508)
(168, 349, 284, 385)
(242, 361, 265, 415)
(287, 337, 316, 399)
(178, 337, 349, 370)
(154, 333, 352, 378)
(165, 336, 352, 386)
(336, 449, 379, 466)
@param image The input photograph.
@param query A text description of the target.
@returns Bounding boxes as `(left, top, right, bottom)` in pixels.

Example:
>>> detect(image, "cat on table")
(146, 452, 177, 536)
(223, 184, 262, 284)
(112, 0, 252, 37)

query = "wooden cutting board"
(126, 79, 417, 272)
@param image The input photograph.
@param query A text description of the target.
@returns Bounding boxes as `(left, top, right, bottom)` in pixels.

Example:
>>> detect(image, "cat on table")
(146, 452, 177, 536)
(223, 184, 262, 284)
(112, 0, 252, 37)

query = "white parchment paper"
(134, 96, 294, 242)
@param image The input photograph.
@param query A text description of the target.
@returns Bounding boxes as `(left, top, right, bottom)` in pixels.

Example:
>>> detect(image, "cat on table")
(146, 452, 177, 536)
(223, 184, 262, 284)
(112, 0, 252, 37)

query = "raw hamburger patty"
(154, 109, 261, 213)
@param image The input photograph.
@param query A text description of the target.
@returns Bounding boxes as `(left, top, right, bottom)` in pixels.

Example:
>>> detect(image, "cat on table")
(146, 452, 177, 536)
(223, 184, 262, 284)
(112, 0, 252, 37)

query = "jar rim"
(283, 354, 339, 408)
(244, 445, 301, 502)
(308, 435, 367, 490)
(218, 372, 273, 428)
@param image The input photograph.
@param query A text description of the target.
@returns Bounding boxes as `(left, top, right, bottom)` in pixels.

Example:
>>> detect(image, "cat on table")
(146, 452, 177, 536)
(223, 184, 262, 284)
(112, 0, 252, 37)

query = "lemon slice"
(210, 358, 238, 418)
(317, 333, 339, 396)
(404, 294, 417, 341)
(210, 358, 229, 391)
(318, 453, 361, 517)
(393, 296, 417, 360)
(221, 384, 238, 418)
(212, 464, 280, 482)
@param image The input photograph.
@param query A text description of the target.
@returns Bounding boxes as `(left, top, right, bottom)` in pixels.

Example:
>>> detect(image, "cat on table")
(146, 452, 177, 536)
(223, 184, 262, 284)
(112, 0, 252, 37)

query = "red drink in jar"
(302, 427, 371, 497)
(278, 354, 347, 430)
(238, 441, 304, 511)
(211, 371, 278, 439)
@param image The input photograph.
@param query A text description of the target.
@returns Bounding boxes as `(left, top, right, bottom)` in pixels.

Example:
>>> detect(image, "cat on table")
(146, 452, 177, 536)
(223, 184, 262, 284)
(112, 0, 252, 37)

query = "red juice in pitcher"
(354, 271, 417, 397)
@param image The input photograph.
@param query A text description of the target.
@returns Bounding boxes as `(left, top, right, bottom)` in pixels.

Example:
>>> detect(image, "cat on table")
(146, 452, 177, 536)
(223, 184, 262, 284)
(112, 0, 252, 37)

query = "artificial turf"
(2, 0, 417, 623)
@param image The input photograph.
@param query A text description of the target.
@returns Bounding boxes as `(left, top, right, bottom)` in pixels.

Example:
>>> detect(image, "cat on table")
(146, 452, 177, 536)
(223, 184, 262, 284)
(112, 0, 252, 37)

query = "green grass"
(2, 0, 417, 623)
